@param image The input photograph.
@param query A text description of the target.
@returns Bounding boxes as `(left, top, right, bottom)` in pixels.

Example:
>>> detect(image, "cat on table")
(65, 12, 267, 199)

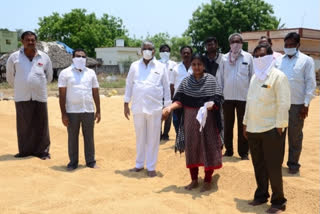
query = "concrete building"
(95, 39, 141, 74)
(0, 30, 18, 54)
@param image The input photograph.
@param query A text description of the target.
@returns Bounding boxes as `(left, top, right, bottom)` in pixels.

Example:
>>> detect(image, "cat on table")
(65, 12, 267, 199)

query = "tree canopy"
(36, 9, 127, 57)
(185, 0, 283, 53)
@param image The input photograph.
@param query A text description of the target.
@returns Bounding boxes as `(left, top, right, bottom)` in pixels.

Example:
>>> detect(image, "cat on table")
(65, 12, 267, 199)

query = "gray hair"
(228, 33, 243, 43)
(141, 40, 155, 49)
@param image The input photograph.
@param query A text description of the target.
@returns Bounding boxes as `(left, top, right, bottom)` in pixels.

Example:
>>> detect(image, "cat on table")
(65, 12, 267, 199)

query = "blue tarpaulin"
(56, 41, 74, 54)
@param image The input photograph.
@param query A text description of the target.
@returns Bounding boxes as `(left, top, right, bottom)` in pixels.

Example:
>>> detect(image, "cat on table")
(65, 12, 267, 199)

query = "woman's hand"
(162, 106, 171, 121)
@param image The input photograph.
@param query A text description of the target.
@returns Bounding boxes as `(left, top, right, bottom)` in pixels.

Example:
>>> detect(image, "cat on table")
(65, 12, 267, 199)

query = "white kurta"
(124, 58, 171, 171)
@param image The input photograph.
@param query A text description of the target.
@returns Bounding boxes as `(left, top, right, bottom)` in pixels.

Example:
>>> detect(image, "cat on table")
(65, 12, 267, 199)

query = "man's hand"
(243, 125, 248, 140)
(162, 107, 171, 121)
(124, 103, 130, 120)
(299, 106, 309, 120)
(95, 112, 101, 123)
(276, 128, 283, 136)
(62, 113, 69, 127)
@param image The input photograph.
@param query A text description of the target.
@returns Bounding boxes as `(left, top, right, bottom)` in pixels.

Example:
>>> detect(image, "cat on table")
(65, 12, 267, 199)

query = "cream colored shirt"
(243, 67, 291, 133)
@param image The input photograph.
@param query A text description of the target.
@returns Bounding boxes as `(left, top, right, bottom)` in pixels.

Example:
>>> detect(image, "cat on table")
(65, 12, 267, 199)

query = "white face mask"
(230, 43, 243, 54)
(159, 52, 170, 62)
(283, 47, 297, 56)
(253, 55, 274, 81)
(142, 50, 153, 60)
(72, 57, 86, 70)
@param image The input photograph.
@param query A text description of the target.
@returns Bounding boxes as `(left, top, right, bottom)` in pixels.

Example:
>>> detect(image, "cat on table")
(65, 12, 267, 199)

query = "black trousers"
(248, 129, 287, 208)
(15, 101, 50, 158)
(287, 104, 305, 170)
(67, 113, 96, 167)
(223, 100, 248, 157)
(161, 111, 172, 137)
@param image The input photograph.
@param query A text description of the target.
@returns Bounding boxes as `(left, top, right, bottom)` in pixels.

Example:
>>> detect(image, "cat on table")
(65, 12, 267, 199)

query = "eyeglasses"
(75, 55, 86, 58)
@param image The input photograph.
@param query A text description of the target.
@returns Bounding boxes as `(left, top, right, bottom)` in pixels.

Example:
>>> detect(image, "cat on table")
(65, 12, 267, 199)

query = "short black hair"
(72, 48, 87, 57)
(159, 44, 171, 52)
(21, 31, 37, 40)
(191, 53, 205, 64)
(260, 36, 272, 44)
(180, 45, 193, 54)
(204, 37, 218, 45)
(284, 32, 300, 44)
(253, 43, 273, 57)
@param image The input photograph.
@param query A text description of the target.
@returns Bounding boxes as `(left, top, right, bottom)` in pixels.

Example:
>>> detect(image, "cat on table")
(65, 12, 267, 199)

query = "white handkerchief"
(196, 101, 214, 132)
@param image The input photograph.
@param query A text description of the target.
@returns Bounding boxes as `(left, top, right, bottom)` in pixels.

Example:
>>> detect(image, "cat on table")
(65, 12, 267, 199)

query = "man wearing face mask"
(243, 44, 290, 214)
(159, 44, 177, 141)
(203, 36, 223, 77)
(258, 36, 282, 59)
(169, 46, 193, 134)
(276, 32, 316, 174)
(124, 41, 171, 177)
(216, 33, 253, 160)
(58, 49, 101, 170)
(6, 31, 53, 160)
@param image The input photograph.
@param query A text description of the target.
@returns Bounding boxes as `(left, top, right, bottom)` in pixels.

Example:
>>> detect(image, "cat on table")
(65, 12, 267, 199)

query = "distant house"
(241, 28, 320, 74)
(0, 30, 18, 54)
(95, 39, 141, 74)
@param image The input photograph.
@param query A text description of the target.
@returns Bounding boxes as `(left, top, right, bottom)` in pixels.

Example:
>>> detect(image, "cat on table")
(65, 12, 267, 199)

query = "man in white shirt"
(124, 41, 171, 177)
(203, 37, 223, 77)
(169, 46, 193, 134)
(58, 49, 101, 170)
(258, 36, 282, 59)
(216, 33, 253, 160)
(243, 44, 290, 214)
(276, 32, 316, 174)
(6, 31, 53, 160)
(159, 44, 177, 141)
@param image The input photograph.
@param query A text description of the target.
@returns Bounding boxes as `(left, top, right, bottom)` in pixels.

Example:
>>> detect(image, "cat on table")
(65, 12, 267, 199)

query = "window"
(5, 40, 11, 45)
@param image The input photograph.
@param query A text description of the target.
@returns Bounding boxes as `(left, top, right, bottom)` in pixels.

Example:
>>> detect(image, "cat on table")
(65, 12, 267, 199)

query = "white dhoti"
(133, 112, 162, 171)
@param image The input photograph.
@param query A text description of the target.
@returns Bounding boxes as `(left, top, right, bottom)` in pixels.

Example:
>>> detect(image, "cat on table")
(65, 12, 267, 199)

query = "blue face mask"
(284, 47, 297, 56)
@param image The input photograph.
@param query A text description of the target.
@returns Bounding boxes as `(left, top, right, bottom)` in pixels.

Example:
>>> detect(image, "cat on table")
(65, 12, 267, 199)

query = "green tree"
(185, 0, 282, 53)
(36, 9, 127, 57)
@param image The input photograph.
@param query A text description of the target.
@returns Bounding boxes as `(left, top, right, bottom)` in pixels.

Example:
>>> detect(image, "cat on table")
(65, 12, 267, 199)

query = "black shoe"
(14, 153, 27, 158)
(67, 163, 78, 171)
(248, 199, 267, 206)
(223, 151, 233, 157)
(241, 155, 249, 160)
(288, 168, 299, 174)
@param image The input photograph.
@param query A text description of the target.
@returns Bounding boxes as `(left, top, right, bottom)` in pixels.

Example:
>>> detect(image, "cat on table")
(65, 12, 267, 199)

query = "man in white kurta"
(124, 41, 171, 177)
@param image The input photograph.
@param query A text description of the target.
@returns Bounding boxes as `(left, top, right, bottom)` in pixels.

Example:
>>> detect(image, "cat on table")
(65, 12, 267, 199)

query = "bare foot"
(200, 182, 211, 192)
(184, 180, 199, 190)
(129, 167, 144, 172)
(147, 170, 157, 177)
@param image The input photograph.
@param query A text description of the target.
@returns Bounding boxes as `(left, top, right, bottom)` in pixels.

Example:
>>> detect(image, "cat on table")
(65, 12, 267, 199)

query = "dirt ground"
(0, 95, 318, 214)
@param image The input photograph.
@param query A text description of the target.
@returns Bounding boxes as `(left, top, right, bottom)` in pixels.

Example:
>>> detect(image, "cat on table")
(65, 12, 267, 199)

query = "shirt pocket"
(33, 64, 46, 78)
(292, 63, 304, 81)
(238, 63, 249, 78)
(258, 86, 275, 104)
(146, 71, 161, 85)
